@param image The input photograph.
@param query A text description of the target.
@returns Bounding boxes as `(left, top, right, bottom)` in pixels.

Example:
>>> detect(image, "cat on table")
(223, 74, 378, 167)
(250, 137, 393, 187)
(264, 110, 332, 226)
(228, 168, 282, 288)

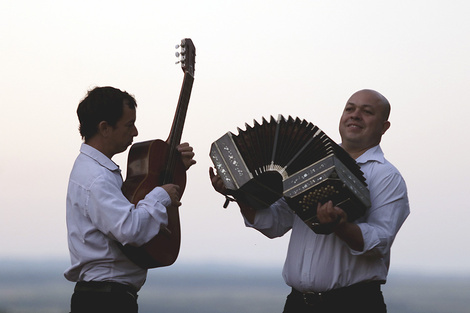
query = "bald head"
(352, 89, 391, 122)
(339, 89, 392, 158)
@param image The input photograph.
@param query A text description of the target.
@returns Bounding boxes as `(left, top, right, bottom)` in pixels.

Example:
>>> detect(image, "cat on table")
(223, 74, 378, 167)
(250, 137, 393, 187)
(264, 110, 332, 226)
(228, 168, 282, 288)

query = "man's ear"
(382, 121, 391, 135)
(98, 121, 111, 137)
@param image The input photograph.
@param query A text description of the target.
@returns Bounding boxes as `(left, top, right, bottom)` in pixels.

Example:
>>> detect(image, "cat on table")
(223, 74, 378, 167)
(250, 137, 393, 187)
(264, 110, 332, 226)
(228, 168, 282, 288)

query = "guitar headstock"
(175, 38, 196, 77)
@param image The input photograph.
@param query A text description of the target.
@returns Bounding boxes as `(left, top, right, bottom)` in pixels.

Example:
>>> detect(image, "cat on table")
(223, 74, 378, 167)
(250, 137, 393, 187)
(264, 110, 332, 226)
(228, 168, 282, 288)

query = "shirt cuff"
(150, 186, 172, 207)
(350, 223, 381, 255)
(141, 187, 171, 228)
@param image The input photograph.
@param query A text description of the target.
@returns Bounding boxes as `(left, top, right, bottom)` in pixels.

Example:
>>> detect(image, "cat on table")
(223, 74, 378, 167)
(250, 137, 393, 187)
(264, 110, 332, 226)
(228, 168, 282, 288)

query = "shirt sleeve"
(85, 175, 171, 247)
(245, 198, 295, 238)
(352, 170, 410, 256)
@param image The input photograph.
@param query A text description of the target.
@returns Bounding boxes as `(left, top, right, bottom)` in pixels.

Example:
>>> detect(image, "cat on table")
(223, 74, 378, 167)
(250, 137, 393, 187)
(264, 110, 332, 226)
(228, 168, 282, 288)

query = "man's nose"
(350, 110, 361, 120)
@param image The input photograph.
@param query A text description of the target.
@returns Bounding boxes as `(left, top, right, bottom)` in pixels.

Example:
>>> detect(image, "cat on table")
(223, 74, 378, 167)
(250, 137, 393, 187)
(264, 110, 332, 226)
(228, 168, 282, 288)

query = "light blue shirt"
(246, 145, 410, 292)
(64, 144, 171, 290)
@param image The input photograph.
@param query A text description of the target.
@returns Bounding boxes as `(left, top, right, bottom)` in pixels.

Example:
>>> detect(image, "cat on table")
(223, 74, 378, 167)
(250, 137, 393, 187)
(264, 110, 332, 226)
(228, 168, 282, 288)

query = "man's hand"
(209, 167, 257, 223)
(317, 201, 364, 251)
(316, 201, 347, 226)
(209, 167, 228, 195)
(177, 142, 196, 170)
(161, 184, 182, 207)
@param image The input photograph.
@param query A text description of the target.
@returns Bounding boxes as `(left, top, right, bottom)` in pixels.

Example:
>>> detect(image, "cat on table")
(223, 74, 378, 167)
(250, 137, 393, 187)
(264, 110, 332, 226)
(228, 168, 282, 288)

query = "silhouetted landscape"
(0, 259, 469, 313)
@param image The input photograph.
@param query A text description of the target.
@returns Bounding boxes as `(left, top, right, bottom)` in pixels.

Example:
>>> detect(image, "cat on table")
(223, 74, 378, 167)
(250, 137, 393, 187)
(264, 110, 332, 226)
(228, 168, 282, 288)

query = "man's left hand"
(177, 142, 196, 170)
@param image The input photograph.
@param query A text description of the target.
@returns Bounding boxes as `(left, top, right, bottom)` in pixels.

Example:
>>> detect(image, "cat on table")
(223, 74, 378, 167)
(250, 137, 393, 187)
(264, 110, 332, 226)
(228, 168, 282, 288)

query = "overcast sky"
(1, 0, 469, 276)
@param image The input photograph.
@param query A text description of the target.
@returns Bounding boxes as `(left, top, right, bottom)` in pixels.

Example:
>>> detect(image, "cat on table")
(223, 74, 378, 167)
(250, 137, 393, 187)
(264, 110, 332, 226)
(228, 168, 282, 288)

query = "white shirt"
(246, 145, 410, 292)
(64, 143, 171, 290)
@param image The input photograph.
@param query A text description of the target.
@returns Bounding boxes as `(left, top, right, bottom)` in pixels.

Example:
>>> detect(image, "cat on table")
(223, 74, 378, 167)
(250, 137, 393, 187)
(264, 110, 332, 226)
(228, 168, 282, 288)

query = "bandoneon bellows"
(209, 115, 371, 234)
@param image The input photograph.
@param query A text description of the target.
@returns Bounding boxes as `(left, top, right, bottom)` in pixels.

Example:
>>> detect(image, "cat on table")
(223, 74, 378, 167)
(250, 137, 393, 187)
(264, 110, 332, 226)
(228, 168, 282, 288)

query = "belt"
(75, 281, 138, 299)
(292, 281, 382, 306)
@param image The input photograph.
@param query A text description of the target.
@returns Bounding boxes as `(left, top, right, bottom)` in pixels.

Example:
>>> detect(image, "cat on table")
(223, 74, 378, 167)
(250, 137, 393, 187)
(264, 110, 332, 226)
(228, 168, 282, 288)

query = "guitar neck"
(163, 71, 194, 185)
(167, 72, 194, 148)
(163, 38, 196, 185)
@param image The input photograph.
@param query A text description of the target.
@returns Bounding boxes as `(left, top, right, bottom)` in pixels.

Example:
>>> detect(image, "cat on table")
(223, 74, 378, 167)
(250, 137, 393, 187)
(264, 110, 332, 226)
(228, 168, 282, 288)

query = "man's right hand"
(161, 184, 181, 207)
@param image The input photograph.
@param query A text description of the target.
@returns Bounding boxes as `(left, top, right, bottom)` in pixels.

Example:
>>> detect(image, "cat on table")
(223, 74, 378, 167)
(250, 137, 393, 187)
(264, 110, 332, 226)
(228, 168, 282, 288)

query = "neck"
(342, 143, 377, 160)
(85, 137, 114, 159)
(345, 148, 367, 160)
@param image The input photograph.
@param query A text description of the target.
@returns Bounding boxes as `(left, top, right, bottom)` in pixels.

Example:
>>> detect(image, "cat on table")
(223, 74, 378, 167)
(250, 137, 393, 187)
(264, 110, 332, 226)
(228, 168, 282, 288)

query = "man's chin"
(342, 136, 364, 147)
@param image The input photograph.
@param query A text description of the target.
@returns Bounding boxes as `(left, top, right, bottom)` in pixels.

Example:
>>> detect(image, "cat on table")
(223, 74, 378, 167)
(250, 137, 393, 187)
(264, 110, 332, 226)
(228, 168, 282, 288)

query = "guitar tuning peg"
(175, 44, 180, 49)
(175, 52, 180, 57)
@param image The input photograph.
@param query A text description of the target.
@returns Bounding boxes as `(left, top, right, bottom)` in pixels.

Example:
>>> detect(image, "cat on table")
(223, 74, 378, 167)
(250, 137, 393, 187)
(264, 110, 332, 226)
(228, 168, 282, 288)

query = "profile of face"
(106, 101, 138, 156)
(339, 90, 390, 154)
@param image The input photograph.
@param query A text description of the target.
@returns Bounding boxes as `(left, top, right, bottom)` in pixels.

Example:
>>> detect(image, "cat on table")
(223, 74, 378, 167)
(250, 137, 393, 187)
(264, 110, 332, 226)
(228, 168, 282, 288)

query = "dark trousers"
(283, 282, 387, 313)
(71, 281, 139, 313)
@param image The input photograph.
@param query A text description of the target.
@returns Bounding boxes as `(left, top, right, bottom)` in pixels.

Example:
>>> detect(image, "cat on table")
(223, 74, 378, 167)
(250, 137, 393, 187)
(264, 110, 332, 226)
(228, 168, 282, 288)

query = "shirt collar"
(355, 144, 385, 165)
(80, 143, 121, 172)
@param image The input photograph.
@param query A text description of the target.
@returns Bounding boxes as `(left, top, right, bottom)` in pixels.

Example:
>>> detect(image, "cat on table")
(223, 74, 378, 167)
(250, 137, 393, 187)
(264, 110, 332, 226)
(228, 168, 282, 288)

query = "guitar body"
(119, 38, 196, 269)
(121, 139, 186, 268)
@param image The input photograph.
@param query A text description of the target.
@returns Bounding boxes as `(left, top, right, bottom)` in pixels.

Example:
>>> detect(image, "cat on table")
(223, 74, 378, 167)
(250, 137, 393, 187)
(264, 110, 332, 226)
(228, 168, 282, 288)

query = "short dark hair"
(77, 86, 137, 141)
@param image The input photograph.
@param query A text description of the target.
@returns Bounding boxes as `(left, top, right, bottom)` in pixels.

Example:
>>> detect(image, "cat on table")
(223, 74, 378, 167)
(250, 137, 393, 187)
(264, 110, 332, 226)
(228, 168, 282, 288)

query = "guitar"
(119, 38, 196, 269)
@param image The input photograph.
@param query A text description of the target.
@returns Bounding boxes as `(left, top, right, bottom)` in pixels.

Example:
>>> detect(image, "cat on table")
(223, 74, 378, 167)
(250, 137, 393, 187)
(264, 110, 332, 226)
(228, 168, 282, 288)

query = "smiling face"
(339, 90, 391, 158)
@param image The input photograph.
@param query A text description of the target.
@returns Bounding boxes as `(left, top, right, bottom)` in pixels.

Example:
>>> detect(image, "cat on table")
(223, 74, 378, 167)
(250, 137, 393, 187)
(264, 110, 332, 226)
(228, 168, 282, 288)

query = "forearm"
(238, 200, 256, 224)
(316, 201, 364, 251)
(334, 221, 364, 252)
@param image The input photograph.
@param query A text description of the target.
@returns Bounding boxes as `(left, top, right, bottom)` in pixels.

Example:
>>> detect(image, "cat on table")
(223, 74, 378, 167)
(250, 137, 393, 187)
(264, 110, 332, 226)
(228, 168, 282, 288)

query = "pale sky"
(1, 0, 470, 275)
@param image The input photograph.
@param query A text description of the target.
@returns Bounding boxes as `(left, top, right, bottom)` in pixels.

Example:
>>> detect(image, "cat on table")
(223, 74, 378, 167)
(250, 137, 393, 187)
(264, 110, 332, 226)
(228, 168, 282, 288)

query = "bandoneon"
(209, 115, 371, 234)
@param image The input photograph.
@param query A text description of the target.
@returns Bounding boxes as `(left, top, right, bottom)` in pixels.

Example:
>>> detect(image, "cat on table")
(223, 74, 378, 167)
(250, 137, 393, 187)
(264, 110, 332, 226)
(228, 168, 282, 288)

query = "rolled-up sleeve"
(352, 169, 410, 256)
(245, 198, 295, 238)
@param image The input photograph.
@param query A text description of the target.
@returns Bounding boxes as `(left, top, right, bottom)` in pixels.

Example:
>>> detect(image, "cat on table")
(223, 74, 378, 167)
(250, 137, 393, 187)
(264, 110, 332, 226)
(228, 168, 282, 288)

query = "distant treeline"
(1, 259, 469, 313)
